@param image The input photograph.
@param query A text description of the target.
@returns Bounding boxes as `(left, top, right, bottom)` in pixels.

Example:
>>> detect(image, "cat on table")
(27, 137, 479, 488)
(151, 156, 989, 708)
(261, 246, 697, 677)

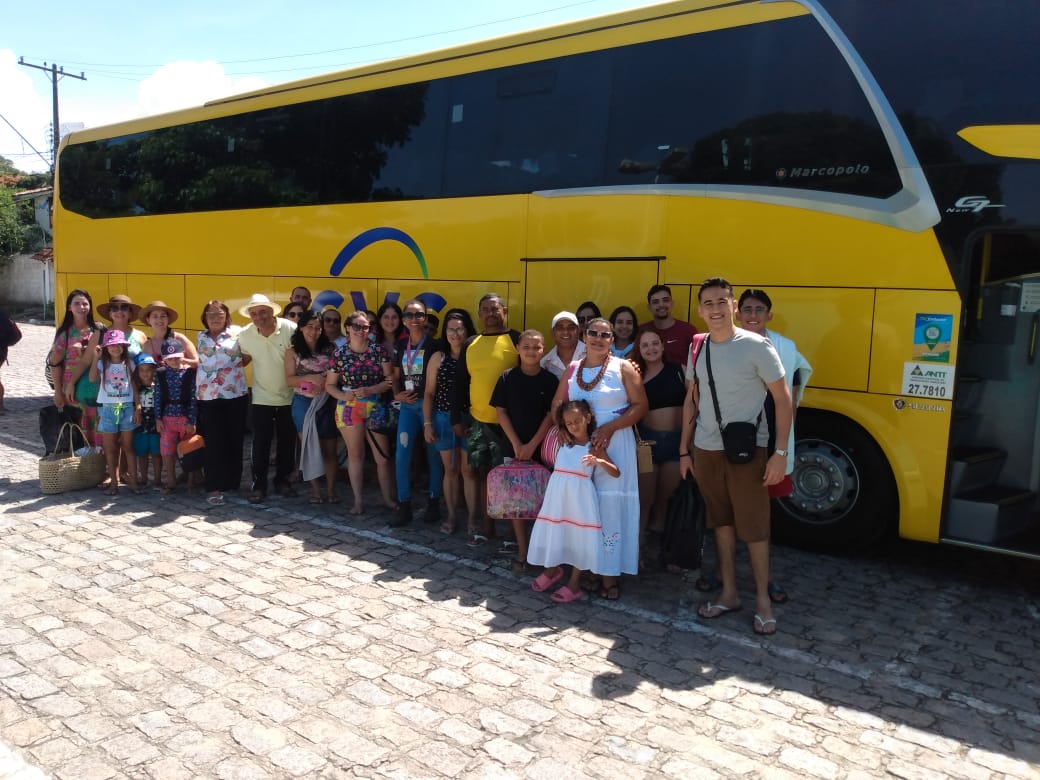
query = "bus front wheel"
(773, 410, 897, 550)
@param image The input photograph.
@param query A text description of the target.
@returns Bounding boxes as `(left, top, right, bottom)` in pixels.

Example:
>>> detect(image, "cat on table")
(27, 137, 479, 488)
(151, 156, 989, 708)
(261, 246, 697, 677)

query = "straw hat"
(139, 301, 179, 325)
(96, 294, 142, 322)
(239, 293, 278, 318)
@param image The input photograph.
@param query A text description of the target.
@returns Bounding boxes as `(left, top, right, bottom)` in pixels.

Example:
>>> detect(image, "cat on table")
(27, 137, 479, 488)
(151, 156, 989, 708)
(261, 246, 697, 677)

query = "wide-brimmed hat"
(96, 295, 142, 322)
(239, 294, 278, 318)
(101, 329, 130, 348)
(139, 301, 179, 325)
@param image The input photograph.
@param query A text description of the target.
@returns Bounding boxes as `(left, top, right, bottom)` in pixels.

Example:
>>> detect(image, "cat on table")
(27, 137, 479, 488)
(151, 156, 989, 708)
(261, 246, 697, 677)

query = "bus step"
(950, 447, 1007, 493)
(946, 485, 1036, 544)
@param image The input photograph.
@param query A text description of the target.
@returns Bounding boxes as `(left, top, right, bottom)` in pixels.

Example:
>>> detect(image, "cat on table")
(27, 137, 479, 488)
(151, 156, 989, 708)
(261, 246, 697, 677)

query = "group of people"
(45, 278, 810, 635)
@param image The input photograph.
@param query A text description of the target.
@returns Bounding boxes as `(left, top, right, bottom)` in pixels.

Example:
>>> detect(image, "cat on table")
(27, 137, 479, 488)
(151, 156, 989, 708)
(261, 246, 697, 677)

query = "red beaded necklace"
(575, 357, 609, 391)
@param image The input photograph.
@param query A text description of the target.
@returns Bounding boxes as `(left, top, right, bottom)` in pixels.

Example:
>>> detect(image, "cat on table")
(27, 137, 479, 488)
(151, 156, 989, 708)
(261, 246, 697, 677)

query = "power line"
(0, 111, 51, 171)
(17, 60, 86, 173)
(20, 0, 599, 70)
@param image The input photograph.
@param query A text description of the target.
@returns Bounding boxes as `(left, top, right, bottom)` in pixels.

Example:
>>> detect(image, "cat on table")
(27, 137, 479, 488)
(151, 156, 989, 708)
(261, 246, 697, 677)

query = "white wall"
(0, 253, 53, 309)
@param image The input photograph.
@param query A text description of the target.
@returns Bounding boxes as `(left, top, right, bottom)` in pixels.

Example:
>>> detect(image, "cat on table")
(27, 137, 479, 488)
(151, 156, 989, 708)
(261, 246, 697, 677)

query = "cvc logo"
(312, 227, 446, 315)
(947, 196, 1005, 214)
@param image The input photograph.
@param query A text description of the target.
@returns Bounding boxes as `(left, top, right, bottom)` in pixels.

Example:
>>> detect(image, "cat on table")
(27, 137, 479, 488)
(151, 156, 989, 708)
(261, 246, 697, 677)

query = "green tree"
(0, 189, 43, 263)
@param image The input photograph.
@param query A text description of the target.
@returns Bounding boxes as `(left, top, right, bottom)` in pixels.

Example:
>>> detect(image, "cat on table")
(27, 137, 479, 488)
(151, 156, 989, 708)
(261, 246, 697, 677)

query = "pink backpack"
(486, 461, 551, 520)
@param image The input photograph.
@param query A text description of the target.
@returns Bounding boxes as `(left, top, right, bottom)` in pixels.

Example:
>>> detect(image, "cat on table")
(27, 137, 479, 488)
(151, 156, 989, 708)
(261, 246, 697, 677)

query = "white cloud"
(138, 61, 267, 115)
(0, 49, 54, 173)
(0, 53, 268, 174)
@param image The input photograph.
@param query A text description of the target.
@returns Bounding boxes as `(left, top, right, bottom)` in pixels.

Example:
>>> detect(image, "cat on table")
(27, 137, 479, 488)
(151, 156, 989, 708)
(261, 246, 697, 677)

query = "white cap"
(551, 311, 579, 329)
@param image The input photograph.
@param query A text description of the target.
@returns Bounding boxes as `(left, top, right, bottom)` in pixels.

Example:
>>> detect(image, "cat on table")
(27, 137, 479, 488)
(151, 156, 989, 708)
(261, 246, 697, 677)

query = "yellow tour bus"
(53, 0, 1040, 557)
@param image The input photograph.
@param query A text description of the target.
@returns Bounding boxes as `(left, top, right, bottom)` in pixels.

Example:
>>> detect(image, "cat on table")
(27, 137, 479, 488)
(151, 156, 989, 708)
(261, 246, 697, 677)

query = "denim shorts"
(98, 403, 136, 434)
(431, 410, 468, 453)
(292, 394, 338, 439)
(638, 424, 681, 464)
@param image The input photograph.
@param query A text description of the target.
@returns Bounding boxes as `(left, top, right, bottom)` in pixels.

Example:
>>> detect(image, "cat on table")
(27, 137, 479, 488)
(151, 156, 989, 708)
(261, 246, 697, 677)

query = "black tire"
(772, 409, 898, 550)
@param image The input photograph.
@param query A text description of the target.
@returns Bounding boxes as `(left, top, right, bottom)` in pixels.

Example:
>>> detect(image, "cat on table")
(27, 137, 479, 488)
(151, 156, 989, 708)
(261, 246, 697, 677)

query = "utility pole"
(17, 59, 86, 175)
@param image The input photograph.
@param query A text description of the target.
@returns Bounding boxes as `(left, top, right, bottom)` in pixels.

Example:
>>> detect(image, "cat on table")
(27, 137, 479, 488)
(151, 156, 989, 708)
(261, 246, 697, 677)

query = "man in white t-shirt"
(539, 311, 586, 379)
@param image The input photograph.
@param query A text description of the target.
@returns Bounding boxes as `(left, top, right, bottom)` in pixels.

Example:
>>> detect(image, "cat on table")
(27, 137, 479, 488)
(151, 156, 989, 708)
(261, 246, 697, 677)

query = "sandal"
(466, 533, 488, 548)
(308, 496, 324, 505)
(326, 495, 341, 504)
(495, 540, 519, 557)
(551, 585, 584, 604)
(768, 582, 789, 604)
(103, 486, 118, 497)
(531, 569, 565, 593)
(598, 583, 621, 601)
(439, 520, 456, 535)
(206, 494, 226, 506)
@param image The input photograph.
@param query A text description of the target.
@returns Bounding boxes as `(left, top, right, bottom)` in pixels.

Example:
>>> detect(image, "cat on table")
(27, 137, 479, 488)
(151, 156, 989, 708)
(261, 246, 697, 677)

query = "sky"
(1, 0, 660, 174)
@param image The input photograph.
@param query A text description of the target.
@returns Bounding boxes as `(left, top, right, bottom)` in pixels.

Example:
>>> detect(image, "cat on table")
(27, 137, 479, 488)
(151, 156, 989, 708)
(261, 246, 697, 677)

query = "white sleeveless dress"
(567, 357, 639, 576)
(527, 442, 601, 571)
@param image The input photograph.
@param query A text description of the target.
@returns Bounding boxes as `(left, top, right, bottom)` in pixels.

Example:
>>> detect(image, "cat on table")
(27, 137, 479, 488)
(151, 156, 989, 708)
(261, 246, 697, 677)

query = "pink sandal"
(531, 569, 564, 593)
(550, 585, 584, 603)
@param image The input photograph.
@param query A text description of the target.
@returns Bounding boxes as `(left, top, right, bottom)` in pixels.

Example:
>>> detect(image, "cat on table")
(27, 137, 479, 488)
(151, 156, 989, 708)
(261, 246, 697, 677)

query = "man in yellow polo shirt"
(451, 293, 520, 546)
(238, 294, 298, 504)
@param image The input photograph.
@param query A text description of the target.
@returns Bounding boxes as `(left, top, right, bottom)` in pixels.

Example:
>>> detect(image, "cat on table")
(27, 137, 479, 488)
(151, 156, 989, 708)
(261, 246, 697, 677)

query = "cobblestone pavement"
(1, 323, 1039, 780)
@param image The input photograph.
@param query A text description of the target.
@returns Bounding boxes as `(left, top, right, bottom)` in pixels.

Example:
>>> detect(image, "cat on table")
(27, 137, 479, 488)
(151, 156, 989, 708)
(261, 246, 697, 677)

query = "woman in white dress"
(551, 316, 647, 599)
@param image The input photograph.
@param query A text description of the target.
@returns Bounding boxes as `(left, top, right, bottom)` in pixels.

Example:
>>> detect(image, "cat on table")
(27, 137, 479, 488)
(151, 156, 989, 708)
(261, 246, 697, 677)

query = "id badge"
(405, 379, 415, 392)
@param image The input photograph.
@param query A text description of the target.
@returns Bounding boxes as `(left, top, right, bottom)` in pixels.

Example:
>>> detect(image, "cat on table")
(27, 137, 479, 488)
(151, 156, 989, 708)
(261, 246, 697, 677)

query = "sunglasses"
(349, 323, 370, 332)
(286, 311, 303, 318)
(586, 329, 613, 339)
(109, 304, 132, 312)
(576, 315, 592, 323)
(402, 311, 427, 320)
(324, 318, 341, 325)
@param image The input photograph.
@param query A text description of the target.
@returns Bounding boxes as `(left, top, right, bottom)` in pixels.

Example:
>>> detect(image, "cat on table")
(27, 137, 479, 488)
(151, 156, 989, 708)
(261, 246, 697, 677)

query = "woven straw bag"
(38, 422, 106, 494)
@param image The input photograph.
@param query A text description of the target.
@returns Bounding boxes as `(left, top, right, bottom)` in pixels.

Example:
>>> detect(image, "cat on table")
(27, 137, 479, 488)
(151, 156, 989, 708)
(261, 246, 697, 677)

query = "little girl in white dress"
(527, 399, 619, 603)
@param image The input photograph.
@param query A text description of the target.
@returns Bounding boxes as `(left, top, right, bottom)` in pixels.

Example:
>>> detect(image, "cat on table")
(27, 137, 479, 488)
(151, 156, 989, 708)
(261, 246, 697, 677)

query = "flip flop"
(768, 582, 789, 604)
(466, 533, 489, 548)
(206, 495, 225, 506)
(550, 585, 584, 603)
(698, 601, 742, 619)
(753, 614, 778, 635)
(531, 569, 565, 593)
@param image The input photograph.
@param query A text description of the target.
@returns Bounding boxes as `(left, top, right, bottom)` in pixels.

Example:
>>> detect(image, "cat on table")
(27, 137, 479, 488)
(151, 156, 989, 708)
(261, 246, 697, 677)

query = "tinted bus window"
(443, 53, 610, 197)
(606, 15, 901, 198)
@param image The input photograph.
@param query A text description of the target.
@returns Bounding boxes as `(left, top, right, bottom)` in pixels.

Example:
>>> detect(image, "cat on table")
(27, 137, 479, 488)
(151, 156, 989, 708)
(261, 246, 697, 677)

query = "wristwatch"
(774, 448, 788, 457)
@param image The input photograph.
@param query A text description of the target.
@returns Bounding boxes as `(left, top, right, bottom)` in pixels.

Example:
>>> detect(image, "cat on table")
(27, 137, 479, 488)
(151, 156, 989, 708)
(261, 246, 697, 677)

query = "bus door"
(522, 258, 661, 338)
(948, 231, 1040, 553)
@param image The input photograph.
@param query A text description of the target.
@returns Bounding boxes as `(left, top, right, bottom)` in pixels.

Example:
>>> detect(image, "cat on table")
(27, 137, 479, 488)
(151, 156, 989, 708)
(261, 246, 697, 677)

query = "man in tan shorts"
(679, 277, 792, 635)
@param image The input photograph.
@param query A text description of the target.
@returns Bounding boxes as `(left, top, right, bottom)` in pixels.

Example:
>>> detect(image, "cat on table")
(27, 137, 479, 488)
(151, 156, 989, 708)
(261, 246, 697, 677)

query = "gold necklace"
(575, 357, 608, 391)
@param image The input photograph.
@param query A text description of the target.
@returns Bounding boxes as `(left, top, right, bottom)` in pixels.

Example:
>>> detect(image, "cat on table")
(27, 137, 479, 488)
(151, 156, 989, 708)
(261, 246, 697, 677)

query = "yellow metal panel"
(869, 290, 961, 395)
(59, 274, 109, 315)
(663, 199, 954, 290)
(125, 276, 185, 327)
(185, 276, 274, 328)
(57, 198, 527, 285)
(527, 195, 666, 260)
(754, 287, 875, 392)
(803, 387, 951, 543)
(957, 125, 1040, 160)
(523, 260, 660, 346)
(373, 280, 515, 329)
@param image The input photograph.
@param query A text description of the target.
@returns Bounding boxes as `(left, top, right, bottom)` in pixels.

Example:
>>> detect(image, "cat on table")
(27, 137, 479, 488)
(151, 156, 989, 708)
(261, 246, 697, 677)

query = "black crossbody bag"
(704, 338, 760, 464)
